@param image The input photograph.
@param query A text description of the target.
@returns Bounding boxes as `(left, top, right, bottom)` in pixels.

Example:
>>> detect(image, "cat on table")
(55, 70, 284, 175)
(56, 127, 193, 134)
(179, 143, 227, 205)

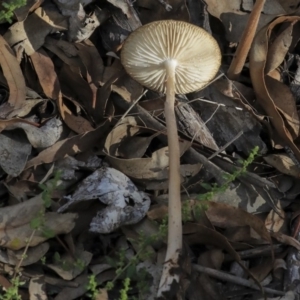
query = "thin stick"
(227, 0, 266, 80)
(157, 59, 182, 296)
(193, 264, 285, 296)
(208, 130, 244, 160)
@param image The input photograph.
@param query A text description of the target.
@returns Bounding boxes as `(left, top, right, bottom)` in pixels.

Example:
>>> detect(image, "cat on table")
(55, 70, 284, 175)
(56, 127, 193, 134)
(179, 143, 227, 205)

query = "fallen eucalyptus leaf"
(0, 194, 77, 250)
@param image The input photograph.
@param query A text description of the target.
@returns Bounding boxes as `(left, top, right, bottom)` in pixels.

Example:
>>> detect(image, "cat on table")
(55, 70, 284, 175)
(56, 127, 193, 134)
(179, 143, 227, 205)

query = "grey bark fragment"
(59, 167, 151, 233)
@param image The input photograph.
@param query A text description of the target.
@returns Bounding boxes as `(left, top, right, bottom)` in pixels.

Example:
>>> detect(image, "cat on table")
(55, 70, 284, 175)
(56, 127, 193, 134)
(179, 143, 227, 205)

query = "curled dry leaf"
(203, 0, 278, 43)
(183, 223, 263, 291)
(0, 243, 49, 267)
(6, 99, 44, 119)
(265, 201, 285, 233)
(25, 122, 109, 169)
(264, 154, 300, 178)
(6, 117, 63, 149)
(265, 23, 294, 74)
(249, 16, 300, 160)
(30, 48, 60, 100)
(58, 167, 151, 233)
(75, 39, 104, 86)
(272, 232, 300, 251)
(47, 246, 93, 280)
(0, 36, 26, 108)
(205, 202, 272, 243)
(104, 117, 201, 190)
(4, 6, 67, 56)
(13, 0, 43, 22)
(0, 194, 76, 250)
(30, 45, 94, 134)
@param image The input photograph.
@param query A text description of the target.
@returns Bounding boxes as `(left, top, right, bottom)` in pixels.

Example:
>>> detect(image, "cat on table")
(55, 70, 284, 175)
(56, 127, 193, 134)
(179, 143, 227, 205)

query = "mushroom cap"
(121, 20, 221, 94)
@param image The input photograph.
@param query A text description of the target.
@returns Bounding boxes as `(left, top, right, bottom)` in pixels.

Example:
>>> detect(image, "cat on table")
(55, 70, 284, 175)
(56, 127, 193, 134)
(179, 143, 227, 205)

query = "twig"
(192, 264, 285, 296)
(115, 89, 148, 126)
(208, 130, 244, 160)
(14, 230, 36, 278)
(227, 0, 266, 80)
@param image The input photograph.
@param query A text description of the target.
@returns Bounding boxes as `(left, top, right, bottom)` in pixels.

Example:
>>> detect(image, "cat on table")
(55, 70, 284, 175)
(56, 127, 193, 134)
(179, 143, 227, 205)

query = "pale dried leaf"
(0, 36, 26, 108)
(29, 276, 47, 300)
(6, 118, 63, 149)
(4, 6, 67, 55)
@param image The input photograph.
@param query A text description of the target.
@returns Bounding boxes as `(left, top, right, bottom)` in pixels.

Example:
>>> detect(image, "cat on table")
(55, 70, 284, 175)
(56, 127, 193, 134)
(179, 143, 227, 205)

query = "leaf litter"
(0, 0, 300, 299)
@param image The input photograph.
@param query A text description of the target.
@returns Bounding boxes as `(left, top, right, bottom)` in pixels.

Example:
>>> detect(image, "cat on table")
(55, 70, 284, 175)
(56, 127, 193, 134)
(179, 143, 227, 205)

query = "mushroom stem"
(158, 59, 182, 295)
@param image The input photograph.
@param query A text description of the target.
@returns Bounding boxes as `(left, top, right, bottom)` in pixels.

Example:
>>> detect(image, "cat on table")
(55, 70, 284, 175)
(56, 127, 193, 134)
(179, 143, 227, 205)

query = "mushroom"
(121, 20, 221, 295)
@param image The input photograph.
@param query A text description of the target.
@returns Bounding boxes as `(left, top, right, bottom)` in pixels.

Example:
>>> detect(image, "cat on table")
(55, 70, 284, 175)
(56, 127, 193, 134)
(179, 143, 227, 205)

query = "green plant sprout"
(88, 148, 259, 299)
(119, 277, 131, 300)
(86, 275, 99, 300)
(103, 219, 167, 299)
(198, 146, 259, 201)
(0, 0, 27, 23)
(0, 277, 25, 300)
(0, 171, 62, 300)
(52, 251, 85, 272)
(182, 147, 260, 222)
(30, 171, 62, 238)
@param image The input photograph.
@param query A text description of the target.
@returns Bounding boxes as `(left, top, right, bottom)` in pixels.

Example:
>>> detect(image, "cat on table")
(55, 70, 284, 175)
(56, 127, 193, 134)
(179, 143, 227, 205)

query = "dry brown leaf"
(265, 76, 300, 137)
(44, 37, 81, 68)
(249, 257, 273, 282)
(104, 117, 201, 189)
(0, 118, 39, 132)
(95, 289, 109, 300)
(25, 122, 109, 169)
(6, 99, 44, 119)
(4, 6, 67, 55)
(47, 246, 92, 280)
(30, 48, 60, 99)
(265, 23, 294, 74)
(249, 16, 300, 161)
(30, 47, 94, 133)
(272, 232, 300, 250)
(184, 223, 264, 293)
(6, 243, 49, 266)
(0, 36, 26, 108)
(203, 0, 276, 43)
(147, 204, 168, 220)
(264, 154, 300, 178)
(265, 201, 285, 233)
(75, 40, 104, 86)
(13, 0, 43, 22)
(205, 202, 272, 243)
(0, 194, 76, 250)
(58, 64, 96, 117)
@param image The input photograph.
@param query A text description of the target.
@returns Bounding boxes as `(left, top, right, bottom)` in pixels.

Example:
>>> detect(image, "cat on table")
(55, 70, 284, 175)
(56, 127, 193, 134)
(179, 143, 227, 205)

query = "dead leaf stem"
(227, 0, 266, 80)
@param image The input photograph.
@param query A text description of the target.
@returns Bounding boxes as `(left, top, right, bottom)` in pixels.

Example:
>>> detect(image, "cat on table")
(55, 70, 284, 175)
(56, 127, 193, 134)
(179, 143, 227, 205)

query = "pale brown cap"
(121, 20, 221, 94)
